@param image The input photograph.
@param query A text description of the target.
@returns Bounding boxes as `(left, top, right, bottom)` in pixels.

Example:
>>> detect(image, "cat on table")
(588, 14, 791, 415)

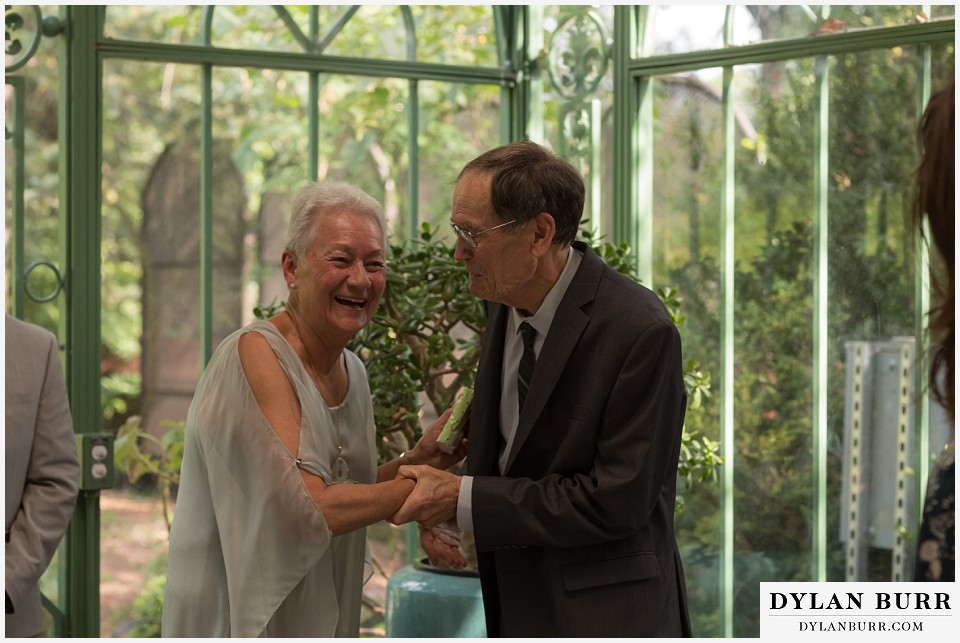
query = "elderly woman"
(162, 181, 463, 637)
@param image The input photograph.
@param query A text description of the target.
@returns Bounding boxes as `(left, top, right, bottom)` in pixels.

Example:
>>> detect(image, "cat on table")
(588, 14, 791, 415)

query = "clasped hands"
(391, 464, 467, 568)
(388, 407, 470, 567)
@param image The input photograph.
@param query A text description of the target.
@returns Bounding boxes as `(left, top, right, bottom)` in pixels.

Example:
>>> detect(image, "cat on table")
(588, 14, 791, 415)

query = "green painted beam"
(612, 6, 638, 251)
(522, 4, 542, 144)
(308, 6, 319, 182)
(96, 39, 510, 85)
(914, 35, 933, 530)
(811, 53, 830, 583)
(719, 63, 737, 638)
(7, 76, 25, 318)
(628, 19, 954, 77)
(402, 6, 420, 241)
(200, 63, 214, 366)
(59, 5, 104, 637)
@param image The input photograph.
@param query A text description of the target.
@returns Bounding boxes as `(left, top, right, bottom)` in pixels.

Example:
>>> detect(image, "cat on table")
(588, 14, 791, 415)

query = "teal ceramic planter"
(385, 559, 486, 637)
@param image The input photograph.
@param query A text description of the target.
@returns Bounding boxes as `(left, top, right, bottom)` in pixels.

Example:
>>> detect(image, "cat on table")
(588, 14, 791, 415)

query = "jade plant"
(349, 223, 722, 489)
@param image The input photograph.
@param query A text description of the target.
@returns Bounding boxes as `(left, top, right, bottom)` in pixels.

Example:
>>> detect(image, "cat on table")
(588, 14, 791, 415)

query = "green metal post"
(589, 97, 602, 237)
(496, 6, 529, 143)
(402, 6, 419, 241)
(309, 5, 319, 182)
(200, 8, 215, 365)
(8, 76, 25, 318)
(59, 5, 103, 637)
(719, 62, 737, 639)
(914, 30, 933, 523)
(811, 52, 830, 583)
(612, 6, 639, 257)
(523, 4, 542, 144)
(718, 9, 737, 635)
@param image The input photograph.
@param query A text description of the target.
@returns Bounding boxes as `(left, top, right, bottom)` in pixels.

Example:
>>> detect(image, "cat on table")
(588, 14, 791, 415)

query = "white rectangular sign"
(761, 582, 955, 639)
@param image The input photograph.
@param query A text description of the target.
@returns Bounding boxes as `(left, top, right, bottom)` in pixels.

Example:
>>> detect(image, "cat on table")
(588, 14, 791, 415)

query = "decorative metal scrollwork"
(546, 9, 611, 102)
(545, 8, 612, 163)
(6, 5, 63, 73)
(24, 260, 64, 303)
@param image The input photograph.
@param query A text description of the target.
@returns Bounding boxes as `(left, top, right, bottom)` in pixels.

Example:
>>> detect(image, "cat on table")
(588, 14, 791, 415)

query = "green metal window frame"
(612, 7, 953, 637)
(40, 5, 527, 635)
(5, 4, 953, 636)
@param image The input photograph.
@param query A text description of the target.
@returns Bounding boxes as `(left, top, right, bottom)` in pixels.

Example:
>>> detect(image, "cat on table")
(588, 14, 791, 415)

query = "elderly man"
(395, 141, 692, 637)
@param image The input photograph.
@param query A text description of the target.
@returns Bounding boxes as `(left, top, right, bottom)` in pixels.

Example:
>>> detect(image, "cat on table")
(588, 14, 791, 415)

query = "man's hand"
(390, 465, 461, 527)
(420, 523, 467, 568)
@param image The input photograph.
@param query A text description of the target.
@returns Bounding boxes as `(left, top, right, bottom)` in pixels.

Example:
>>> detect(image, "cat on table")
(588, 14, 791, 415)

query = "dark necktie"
(517, 322, 537, 413)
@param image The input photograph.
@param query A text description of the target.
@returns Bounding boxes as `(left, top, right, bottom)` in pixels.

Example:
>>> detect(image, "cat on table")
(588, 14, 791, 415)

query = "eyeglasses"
(450, 219, 518, 248)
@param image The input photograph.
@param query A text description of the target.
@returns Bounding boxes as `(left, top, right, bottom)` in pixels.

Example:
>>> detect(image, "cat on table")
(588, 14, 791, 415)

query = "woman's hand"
(404, 407, 468, 471)
(419, 523, 467, 568)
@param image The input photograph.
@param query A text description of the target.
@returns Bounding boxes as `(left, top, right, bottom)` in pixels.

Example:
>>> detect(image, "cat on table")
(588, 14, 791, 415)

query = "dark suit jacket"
(466, 242, 691, 637)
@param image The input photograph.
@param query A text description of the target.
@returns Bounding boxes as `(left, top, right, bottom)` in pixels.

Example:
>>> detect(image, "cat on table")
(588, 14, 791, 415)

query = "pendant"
(333, 455, 351, 483)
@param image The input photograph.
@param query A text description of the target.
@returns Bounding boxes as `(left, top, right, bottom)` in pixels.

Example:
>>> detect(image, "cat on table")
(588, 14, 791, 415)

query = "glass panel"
(732, 58, 817, 637)
(315, 73, 411, 239)
(931, 4, 956, 19)
(649, 68, 725, 637)
(652, 5, 724, 55)
(731, 5, 824, 46)
(322, 5, 499, 66)
(102, 58, 199, 438)
(208, 67, 307, 331)
(825, 5, 941, 29)
(729, 6, 940, 48)
(205, 5, 309, 52)
(932, 40, 956, 85)
(415, 80, 502, 242)
(826, 44, 952, 584)
(103, 5, 500, 66)
(103, 5, 202, 44)
(412, 6, 500, 67)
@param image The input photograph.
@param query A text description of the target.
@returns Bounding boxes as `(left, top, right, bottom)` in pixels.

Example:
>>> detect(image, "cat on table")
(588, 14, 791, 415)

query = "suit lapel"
(504, 242, 602, 472)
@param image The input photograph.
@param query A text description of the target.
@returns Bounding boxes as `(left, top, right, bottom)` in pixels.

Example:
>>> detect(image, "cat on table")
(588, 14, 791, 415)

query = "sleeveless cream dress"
(162, 320, 375, 637)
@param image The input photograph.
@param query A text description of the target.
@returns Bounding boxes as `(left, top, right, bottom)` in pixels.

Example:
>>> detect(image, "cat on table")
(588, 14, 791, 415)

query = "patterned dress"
(914, 437, 955, 582)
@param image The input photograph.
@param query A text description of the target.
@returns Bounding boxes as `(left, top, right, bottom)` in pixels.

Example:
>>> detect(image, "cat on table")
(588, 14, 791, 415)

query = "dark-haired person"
(911, 82, 955, 583)
(393, 141, 692, 637)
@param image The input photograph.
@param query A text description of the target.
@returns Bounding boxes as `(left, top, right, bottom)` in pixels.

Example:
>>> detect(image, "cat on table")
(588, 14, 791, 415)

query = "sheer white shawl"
(162, 320, 375, 637)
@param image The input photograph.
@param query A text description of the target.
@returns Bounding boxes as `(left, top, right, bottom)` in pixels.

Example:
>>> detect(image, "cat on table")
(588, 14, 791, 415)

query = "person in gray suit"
(5, 315, 80, 637)
(393, 141, 692, 637)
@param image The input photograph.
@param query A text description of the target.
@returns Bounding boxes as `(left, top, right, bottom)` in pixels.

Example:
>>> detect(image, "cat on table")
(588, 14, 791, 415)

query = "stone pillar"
(140, 138, 246, 439)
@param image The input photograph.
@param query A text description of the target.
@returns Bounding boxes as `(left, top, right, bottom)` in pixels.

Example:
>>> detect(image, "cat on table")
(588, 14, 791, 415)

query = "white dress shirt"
(457, 246, 583, 532)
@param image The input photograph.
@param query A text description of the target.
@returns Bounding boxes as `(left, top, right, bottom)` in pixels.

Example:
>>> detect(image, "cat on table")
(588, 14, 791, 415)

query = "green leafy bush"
(347, 224, 722, 487)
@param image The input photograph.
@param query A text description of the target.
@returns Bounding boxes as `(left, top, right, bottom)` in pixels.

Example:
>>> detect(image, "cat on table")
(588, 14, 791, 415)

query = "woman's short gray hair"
(285, 181, 387, 259)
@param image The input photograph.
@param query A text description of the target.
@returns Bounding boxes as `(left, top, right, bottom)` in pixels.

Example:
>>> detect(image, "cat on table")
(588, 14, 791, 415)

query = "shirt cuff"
(456, 475, 475, 533)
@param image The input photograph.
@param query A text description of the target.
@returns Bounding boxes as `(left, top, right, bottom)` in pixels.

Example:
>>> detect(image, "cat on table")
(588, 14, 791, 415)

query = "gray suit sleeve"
(5, 332, 80, 611)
